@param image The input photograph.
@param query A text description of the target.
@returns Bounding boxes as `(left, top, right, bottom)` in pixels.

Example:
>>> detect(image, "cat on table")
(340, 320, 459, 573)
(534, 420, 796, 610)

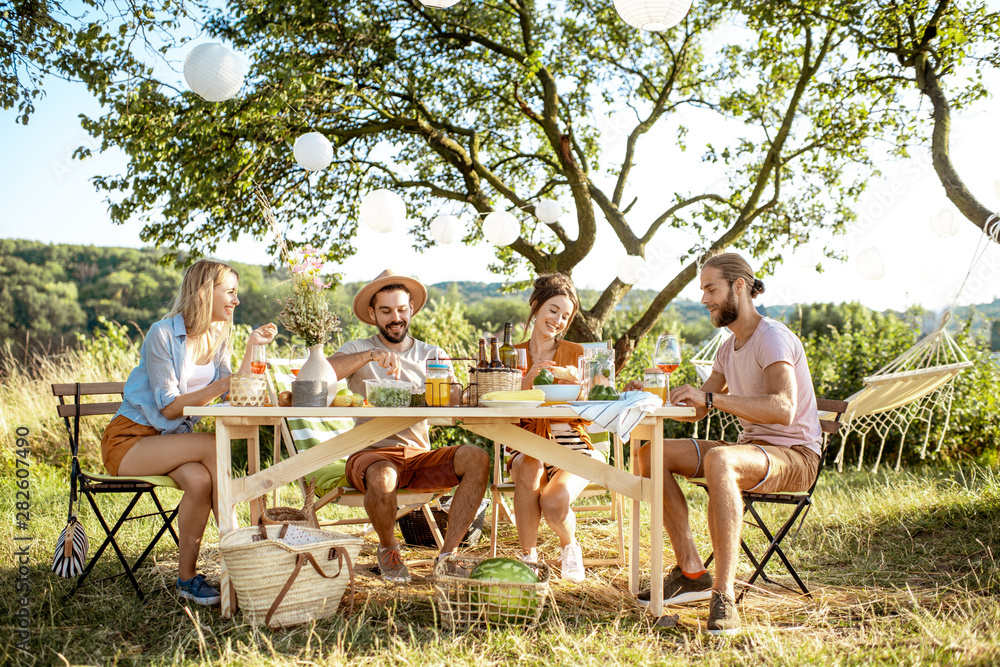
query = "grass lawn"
(2, 460, 999, 666)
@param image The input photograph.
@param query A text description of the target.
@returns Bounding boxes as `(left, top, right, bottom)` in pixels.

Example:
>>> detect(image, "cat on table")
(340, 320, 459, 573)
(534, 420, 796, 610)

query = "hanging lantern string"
(943, 210, 1000, 318)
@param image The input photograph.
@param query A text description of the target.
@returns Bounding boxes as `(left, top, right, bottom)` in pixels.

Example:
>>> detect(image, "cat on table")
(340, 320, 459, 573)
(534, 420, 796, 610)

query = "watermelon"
(468, 558, 540, 623)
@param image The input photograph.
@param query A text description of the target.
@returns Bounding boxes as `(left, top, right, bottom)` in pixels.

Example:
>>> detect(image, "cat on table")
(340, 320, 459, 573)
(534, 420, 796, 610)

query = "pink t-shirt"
(712, 318, 822, 455)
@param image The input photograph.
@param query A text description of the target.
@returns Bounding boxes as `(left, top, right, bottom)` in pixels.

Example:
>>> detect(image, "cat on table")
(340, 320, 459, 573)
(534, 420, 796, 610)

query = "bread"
(551, 365, 579, 383)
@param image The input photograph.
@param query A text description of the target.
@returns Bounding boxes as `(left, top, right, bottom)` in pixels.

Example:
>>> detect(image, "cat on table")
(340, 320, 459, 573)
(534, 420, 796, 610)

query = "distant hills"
(3, 239, 998, 355)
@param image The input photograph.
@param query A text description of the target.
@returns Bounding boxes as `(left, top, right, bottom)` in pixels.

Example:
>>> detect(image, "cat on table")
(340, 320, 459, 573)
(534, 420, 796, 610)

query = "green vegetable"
(368, 384, 411, 407)
(588, 385, 621, 401)
(532, 369, 554, 386)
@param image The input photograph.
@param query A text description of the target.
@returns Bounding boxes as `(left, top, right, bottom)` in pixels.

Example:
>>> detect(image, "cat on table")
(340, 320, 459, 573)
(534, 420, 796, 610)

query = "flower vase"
(292, 344, 338, 407)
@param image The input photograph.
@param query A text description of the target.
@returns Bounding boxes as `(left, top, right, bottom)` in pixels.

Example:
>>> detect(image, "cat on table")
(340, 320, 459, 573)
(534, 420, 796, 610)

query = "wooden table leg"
(651, 418, 665, 616)
(630, 432, 641, 595)
(247, 425, 261, 527)
(216, 420, 236, 619)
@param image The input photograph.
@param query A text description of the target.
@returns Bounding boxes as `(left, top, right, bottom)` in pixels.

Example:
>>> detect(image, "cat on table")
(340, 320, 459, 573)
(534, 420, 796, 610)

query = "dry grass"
(4, 342, 999, 665)
(2, 460, 999, 666)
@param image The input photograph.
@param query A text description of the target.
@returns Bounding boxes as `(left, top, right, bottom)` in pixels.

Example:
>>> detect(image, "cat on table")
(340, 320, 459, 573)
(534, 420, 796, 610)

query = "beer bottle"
(489, 337, 503, 368)
(499, 322, 517, 369)
(478, 338, 489, 368)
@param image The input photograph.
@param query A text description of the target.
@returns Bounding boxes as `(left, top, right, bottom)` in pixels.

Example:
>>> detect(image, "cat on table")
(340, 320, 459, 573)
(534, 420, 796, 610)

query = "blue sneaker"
(176, 574, 221, 606)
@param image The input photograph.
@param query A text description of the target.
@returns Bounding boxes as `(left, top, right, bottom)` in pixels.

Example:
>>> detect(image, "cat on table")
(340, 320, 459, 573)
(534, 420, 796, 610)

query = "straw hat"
(351, 269, 428, 326)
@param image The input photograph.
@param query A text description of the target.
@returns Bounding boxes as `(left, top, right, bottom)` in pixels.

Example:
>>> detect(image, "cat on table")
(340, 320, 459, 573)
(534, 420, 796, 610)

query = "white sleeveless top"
(185, 359, 216, 393)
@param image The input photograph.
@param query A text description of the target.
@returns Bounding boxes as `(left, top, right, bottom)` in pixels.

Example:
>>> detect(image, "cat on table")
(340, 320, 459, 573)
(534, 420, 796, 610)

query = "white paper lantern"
(616, 255, 648, 285)
(613, 0, 693, 32)
(483, 211, 520, 246)
(293, 132, 333, 172)
(430, 214, 464, 244)
(420, 0, 461, 6)
(360, 189, 407, 234)
(183, 43, 245, 102)
(930, 209, 959, 237)
(535, 199, 563, 224)
(854, 247, 885, 280)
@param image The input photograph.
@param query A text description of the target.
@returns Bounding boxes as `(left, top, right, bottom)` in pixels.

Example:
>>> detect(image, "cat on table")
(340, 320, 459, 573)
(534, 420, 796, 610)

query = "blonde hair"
(166, 259, 238, 356)
(525, 273, 580, 341)
(703, 252, 765, 298)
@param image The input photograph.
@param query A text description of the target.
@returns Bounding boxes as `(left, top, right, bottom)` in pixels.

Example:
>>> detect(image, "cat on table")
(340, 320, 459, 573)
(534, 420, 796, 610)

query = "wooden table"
(184, 404, 694, 618)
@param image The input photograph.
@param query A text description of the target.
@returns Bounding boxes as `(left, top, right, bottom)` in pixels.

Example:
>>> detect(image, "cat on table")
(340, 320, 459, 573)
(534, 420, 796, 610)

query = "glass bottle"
(478, 338, 489, 368)
(499, 322, 517, 369)
(489, 337, 503, 368)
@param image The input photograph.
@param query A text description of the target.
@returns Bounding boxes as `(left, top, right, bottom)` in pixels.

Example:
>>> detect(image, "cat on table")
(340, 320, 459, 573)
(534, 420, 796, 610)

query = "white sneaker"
(519, 552, 538, 565)
(559, 542, 585, 582)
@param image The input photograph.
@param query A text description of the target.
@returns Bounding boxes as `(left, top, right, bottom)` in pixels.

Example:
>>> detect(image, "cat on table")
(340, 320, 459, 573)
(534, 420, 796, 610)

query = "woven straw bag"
(220, 523, 363, 628)
(258, 479, 318, 528)
(468, 368, 521, 406)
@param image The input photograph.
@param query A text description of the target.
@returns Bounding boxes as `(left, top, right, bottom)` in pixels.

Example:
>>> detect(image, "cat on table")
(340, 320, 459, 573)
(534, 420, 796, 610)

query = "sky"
(2, 20, 1000, 317)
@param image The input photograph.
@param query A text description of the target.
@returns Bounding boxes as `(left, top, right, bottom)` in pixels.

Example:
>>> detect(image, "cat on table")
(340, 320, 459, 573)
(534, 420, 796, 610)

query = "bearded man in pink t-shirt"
(634, 253, 822, 636)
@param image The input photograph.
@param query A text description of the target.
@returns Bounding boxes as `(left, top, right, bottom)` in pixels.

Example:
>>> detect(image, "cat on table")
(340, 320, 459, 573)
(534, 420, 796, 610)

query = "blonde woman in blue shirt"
(100, 259, 277, 605)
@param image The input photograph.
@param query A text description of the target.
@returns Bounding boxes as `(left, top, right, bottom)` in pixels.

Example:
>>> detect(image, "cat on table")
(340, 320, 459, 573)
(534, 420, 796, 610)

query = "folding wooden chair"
(488, 431, 627, 566)
(267, 361, 446, 547)
(693, 398, 849, 600)
(52, 382, 180, 600)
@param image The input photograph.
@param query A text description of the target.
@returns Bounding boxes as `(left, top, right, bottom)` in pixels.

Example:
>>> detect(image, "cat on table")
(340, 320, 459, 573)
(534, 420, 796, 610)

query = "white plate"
(479, 400, 544, 408)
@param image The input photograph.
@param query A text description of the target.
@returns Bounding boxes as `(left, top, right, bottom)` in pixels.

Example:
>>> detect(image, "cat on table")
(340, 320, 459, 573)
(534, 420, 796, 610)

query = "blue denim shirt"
(114, 313, 232, 434)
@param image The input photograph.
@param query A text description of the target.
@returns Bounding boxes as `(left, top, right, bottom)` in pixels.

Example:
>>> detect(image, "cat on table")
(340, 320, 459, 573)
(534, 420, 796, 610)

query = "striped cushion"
(271, 359, 355, 495)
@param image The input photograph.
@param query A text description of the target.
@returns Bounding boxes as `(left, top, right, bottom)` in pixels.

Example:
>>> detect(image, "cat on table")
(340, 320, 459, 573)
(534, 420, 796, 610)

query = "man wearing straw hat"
(328, 270, 489, 584)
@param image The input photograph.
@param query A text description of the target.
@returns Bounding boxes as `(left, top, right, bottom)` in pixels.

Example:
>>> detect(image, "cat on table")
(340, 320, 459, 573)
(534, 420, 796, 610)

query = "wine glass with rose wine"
(251, 345, 267, 375)
(652, 333, 682, 404)
(515, 348, 528, 377)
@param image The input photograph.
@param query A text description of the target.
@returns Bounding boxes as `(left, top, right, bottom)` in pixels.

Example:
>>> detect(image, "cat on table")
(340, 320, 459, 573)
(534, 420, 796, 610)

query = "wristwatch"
(705, 392, 713, 410)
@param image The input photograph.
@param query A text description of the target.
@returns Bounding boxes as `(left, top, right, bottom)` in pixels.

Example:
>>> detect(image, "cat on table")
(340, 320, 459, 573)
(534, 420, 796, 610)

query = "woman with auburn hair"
(100, 259, 277, 605)
(509, 273, 594, 582)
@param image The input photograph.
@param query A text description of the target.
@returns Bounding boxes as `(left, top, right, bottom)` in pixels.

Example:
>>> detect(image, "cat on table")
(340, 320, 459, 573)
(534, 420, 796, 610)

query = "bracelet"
(705, 392, 713, 410)
(370, 349, 375, 363)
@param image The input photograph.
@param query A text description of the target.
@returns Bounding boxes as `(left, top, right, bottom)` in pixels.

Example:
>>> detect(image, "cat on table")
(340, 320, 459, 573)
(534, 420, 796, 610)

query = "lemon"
(336, 387, 352, 396)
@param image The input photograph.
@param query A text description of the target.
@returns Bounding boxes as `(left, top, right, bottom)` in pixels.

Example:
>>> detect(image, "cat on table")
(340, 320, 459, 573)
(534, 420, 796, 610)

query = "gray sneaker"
(637, 566, 713, 606)
(706, 590, 741, 636)
(377, 546, 411, 584)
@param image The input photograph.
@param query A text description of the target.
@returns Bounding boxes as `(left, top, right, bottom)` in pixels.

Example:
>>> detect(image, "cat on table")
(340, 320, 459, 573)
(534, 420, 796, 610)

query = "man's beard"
(710, 288, 739, 328)
(378, 319, 409, 344)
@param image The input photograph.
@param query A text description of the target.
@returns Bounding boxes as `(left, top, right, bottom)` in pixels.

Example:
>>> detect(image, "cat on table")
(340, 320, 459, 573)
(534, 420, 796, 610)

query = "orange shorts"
(100, 415, 160, 476)
(345, 446, 461, 493)
(690, 439, 820, 494)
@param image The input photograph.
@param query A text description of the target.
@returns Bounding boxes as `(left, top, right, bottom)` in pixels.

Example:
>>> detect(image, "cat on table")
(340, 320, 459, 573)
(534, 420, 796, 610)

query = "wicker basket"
(397, 501, 486, 548)
(468, 368, 521, 406)
(220, 523, 363, 628)
(432, 555, 551, 630)
(258, 479, 318, 528)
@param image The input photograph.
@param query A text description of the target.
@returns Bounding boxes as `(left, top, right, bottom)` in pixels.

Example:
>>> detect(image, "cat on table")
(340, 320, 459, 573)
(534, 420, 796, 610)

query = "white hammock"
(689, 321, 972, 472)
(830, 320, 973, 473)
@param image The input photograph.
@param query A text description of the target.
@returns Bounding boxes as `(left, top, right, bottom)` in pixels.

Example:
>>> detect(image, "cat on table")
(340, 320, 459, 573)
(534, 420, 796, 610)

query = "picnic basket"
(468, 368, 520, 406)
(220, 523, 362, 628)
(432, 555, 552, 630)
(397, 499, 487, 548)
(257, 479, 319, 529)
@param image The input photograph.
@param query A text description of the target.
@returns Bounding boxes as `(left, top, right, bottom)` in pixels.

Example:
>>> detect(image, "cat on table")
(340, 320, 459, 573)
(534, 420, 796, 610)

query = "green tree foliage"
(60, 0, 996, 371)
(0, 240, 287, 353)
